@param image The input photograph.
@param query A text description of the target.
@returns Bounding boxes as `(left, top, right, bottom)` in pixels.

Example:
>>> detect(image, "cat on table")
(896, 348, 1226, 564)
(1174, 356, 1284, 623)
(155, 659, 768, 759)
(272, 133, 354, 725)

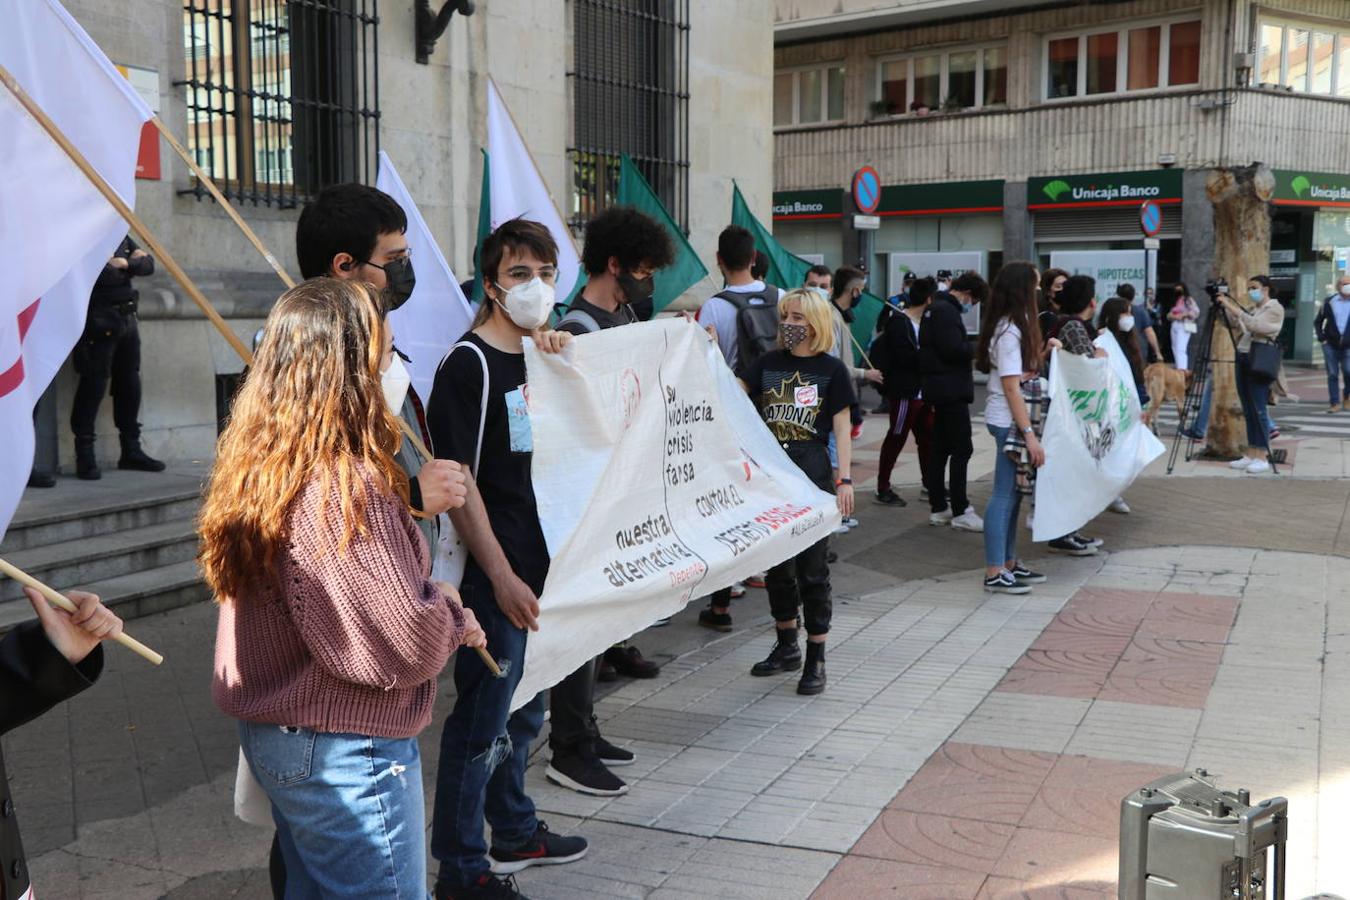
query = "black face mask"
(617, 270, 656, 306)
(832, 297, 856, 324)
(367, 255, 417, 311)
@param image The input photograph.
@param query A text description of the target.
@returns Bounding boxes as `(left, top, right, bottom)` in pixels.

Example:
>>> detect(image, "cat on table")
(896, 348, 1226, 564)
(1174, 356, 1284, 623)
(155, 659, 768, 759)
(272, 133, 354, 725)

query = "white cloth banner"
(377, 151, 474, 406)
(511, 319, 841, 709)
(0, 0, 151, 542)
(486, 79, 582, 302)
(1032, 332, 1164, 542)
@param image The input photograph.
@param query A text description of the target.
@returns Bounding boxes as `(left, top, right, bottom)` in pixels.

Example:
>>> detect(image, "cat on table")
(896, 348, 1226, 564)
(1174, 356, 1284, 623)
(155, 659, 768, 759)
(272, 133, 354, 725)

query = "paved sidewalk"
(8, 402, 1350, 898)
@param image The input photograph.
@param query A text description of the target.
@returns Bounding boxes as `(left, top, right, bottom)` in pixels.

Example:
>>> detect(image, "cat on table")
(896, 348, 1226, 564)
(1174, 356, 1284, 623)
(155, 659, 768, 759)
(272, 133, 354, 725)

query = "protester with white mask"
(426, 218, 589, 900)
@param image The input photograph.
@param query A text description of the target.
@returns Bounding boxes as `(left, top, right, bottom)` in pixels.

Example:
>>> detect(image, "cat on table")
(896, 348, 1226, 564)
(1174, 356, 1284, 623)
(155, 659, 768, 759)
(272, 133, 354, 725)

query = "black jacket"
(879, 310, 923, 401)
(90, 237, 154, 306)
(1, 624, 103, 900)
(918, 296, 974, 405)
(1314, 295, 1350, 350)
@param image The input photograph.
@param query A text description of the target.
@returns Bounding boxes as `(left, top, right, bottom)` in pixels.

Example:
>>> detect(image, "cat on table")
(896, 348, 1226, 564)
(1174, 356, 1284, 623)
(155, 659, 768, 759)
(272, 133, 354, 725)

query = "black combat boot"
(751, 629, 802, 676)
(75, 436, 101, 480)
(118, 433, 165, 472)
(797, 641, 826, 696)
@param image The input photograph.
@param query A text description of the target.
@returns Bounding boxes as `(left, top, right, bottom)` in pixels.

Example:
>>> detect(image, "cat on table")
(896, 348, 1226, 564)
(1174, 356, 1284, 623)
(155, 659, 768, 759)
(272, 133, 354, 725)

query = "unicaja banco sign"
(772, 189, 843, 221)
(1029, 170, 1182, 209)
(1275, 171, 1350, 207)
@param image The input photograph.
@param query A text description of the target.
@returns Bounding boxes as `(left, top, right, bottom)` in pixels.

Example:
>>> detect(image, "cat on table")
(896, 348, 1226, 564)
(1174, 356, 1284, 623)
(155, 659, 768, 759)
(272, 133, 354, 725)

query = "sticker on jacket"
(505, 385, 533, 453)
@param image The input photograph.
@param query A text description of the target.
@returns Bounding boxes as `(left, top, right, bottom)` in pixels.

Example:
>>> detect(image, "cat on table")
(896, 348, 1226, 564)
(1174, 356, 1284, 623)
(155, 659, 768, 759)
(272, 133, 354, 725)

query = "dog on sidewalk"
(1143, 363, 1189, 432)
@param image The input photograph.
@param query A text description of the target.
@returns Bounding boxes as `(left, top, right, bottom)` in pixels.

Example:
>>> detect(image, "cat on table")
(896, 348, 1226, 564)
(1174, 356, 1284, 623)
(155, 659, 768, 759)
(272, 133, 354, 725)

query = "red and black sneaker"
(488, 821, 589, 875)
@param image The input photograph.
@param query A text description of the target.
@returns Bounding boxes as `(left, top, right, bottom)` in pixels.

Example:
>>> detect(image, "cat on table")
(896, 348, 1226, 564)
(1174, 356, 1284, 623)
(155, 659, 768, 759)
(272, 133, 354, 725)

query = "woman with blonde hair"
(737, 288, 856, 695)
(203, 277, 484, 898)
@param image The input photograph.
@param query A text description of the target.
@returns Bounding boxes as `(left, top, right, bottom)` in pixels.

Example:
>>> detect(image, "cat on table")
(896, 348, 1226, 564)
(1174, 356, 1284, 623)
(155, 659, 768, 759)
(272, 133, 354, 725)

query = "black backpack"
(716, 287, 780, 375)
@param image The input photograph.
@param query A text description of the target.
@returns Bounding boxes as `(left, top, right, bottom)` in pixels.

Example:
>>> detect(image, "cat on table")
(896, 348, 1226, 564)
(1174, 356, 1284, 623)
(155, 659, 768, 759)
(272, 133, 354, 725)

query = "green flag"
(730, 183, 884, 366)
(618, 154, 709, 313)
(472, 149, 491, 304)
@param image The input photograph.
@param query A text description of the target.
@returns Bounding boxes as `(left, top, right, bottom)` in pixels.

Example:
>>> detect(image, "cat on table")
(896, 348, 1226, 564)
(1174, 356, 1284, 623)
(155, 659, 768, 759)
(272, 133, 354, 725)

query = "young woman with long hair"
(975, 263, 1047, 594)
(203, 278, 484, 899)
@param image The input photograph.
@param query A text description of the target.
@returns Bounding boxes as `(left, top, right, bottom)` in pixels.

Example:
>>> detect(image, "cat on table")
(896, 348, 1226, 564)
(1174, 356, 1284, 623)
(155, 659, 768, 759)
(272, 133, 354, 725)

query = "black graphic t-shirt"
(742, 349, 856, 444)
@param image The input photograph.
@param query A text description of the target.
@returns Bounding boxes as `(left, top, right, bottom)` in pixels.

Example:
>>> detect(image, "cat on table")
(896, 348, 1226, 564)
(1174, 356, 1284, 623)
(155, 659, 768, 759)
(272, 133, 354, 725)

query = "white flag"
(377, 151, 474, 407)
(0, 0, 152, 541)
(486, 80, 582, 301)
(511, 320, 842, 709)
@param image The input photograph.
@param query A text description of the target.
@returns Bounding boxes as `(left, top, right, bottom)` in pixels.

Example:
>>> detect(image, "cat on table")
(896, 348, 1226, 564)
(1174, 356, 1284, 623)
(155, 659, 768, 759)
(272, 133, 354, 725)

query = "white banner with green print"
(1032, 332, 1165, 542)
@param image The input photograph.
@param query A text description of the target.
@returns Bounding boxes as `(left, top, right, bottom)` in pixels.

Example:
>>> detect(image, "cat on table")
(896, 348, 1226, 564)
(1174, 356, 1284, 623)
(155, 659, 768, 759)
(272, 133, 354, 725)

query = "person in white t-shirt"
(974, 262, 1050, 595)
(698, 225, 783, 374)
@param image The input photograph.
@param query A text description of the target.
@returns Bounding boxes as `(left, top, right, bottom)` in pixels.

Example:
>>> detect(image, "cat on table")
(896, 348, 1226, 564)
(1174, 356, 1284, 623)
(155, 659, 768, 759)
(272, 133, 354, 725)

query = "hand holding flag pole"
(0, 558, 163, 666)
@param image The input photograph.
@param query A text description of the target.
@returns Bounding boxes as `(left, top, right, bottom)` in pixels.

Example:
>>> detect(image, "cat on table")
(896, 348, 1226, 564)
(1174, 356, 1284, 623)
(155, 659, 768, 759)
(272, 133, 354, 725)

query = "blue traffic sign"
(1139, 200, 1162, 237)
(853, 167, 881, 215)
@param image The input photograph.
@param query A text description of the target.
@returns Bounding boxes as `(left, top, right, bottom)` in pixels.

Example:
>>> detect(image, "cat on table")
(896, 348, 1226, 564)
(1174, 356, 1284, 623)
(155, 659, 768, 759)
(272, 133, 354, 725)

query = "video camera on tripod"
(1204, 279, 1229, 299)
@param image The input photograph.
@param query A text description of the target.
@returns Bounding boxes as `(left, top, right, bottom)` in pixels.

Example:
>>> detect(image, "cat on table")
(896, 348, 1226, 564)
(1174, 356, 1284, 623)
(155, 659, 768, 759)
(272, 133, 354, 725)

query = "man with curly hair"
(549, 205, 674, 797)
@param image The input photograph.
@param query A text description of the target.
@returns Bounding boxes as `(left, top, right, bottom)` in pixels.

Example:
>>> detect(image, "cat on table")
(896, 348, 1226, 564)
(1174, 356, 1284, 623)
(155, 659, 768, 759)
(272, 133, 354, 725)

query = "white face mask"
(937, 281, 951, 293)
(1340, 284, 1350, 297)
(495, 277, 555, 330)
(381, 353, 412, 413)
(807, 285, 829, 301)
(1118, 315, 1136, 332)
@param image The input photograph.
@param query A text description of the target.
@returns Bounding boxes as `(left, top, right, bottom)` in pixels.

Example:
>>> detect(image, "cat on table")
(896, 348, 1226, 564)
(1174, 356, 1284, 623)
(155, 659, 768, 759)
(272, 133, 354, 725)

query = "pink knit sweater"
(213, 468, 466, 738)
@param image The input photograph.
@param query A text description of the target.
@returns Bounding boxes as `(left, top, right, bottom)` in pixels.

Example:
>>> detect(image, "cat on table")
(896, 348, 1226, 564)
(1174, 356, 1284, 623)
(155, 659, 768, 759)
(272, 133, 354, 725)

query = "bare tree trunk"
(1204, 164, 1275, 458)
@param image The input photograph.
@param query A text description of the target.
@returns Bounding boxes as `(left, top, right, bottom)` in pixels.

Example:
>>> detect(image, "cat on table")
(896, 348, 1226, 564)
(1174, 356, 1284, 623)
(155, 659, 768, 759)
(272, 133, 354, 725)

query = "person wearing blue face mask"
(803, 264, 833, 304)
(1214, 276, 1285, 475)
(1314, 274, 1350, 413)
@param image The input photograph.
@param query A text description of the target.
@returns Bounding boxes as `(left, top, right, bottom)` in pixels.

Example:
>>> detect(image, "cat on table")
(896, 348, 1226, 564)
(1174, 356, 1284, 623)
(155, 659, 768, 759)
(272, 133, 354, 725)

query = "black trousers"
(548, 657, 599, 754)
(767, 442, 833, 636)
(70, 309, 142, 440)
(926, 402, 972, 515)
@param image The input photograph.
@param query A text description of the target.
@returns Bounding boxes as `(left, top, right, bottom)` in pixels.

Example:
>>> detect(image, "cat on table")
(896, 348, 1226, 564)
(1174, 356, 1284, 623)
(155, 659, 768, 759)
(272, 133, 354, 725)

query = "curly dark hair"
(581, 206, 674, 276)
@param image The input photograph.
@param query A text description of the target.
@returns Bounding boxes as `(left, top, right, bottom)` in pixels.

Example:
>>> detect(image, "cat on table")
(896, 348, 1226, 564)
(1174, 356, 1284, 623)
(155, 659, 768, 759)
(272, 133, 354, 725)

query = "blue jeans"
(982, 424, 1023, 569)
(1235, 353, 1271, 451)
(239, 721, 428, 899)
(1324, 343, 1350, 406)
(431, 568, 546, 888)
(1191, 379, 1214, 435)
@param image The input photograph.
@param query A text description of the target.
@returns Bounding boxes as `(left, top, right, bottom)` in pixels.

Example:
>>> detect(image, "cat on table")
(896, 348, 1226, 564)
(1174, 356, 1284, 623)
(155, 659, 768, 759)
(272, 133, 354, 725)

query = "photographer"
(1214, 276, 1284, 475)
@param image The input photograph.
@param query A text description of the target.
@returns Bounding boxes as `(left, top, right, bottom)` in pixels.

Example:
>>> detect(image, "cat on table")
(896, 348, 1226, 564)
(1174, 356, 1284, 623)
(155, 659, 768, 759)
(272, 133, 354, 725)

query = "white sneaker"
(929, 508, 954, 526)
(1108, 497, 1131, 514)
(951, 508, 984, 532)
(1025, 512, 1035, 530)
(842, 516, 860, 529)
(1245, 459, 1271, 474)
(1229, 457, 1255, 470)
(833, 523, 851, 535)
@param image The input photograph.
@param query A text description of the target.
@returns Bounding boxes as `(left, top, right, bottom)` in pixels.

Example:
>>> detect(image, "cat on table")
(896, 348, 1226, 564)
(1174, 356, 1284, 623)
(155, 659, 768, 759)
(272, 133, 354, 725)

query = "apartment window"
(570, 0, 690, 229)
(1044, 17, 1201, 100)
(774, 64, 845, 126)
(1256, 16, 1350, 97)
(875, 44, 1009, 114)
(177, 0, 380, 208)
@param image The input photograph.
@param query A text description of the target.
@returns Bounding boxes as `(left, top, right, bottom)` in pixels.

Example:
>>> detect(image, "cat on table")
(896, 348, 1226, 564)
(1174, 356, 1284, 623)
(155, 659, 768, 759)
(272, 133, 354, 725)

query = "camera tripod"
(1165, 299, 1281, 475)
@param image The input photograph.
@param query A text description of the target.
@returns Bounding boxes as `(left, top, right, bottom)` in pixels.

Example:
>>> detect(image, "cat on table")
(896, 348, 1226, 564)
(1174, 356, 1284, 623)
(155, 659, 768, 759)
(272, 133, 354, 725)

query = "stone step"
(1, 467, 206, 553)
(0, 520, 200, 604)
(0, 559, 210, 633)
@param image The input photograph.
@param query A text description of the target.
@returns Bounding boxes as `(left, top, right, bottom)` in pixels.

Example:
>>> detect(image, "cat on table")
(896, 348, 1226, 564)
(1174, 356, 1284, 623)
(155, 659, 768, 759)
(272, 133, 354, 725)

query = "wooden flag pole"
(0, 559, 163, 666)
(151, 117, 296, 290)
(0, 64, 253, 365)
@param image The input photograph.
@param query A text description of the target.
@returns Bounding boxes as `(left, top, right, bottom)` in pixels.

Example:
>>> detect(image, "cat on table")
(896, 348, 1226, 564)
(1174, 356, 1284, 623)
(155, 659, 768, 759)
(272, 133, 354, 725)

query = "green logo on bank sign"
(1292, 175, 1311, 198)
(1043, 180, 1072, 202)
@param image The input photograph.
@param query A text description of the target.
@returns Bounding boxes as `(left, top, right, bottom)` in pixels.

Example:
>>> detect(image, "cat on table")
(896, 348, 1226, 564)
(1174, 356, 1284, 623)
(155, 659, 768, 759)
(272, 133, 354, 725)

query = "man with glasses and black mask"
(296, 182, 464, 549)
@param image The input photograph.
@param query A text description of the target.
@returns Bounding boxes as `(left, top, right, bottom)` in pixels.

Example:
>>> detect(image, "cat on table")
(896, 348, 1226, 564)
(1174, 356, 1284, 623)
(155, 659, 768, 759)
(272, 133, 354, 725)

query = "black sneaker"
(984, 570, 1031, 594)
(750, 638, 802, 676)
(545, 751, 628, 797)
(873, 488, 907, 506)
(1048, 535, 1097, 556)
(488, 821, 589, 875)
(698, 607, 733, 632)
(594, 732, 635, 767)
(1074, 532, 1104, 548)
(436, 873, 527, 899)
(1009, 564, 1046, 584)
(604, 645, 660, 679)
